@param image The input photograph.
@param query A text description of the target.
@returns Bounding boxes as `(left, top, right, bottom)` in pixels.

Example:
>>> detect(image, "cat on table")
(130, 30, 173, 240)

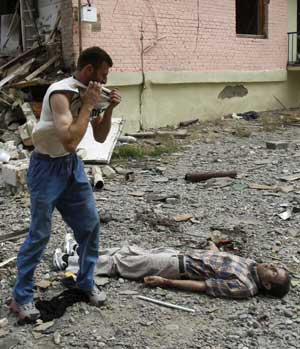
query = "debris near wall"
(0, 13, 63, 108)
(0, 17, 64, 192)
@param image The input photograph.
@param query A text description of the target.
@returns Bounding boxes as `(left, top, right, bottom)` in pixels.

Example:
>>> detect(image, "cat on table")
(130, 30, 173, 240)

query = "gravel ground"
(1, 116, 300, 349)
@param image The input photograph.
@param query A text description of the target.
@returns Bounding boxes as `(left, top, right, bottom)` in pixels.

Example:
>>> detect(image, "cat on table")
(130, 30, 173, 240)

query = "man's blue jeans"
(13, 151, 100, 305)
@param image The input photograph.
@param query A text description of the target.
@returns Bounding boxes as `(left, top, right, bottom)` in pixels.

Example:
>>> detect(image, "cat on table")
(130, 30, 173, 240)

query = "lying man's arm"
(207, 241, 219, 252)
(52, 81, 101, 153)
(144, 276, 206, 293)
(144, 276, 254, 299)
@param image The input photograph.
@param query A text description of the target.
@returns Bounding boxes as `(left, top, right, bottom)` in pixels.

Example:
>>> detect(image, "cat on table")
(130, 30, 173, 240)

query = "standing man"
(10, 47, 121, 321)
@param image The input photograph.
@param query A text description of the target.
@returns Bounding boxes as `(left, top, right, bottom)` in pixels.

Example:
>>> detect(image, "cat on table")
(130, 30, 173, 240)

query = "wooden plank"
(20, 0, 27, 50)
(0, 57, 35, 88)
(46, 15, 61, 44)
(25, 55, 59, 81)
(0, 229, 28, 242)
(0, 256, 16, 268)
(0, 45, 42, 73)
(0, 96, 11, 107)
(10, 78, 50, 89)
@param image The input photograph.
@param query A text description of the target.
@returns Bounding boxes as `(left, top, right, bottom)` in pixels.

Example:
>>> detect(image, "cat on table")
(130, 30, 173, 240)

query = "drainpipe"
(78, 0, 82, 53)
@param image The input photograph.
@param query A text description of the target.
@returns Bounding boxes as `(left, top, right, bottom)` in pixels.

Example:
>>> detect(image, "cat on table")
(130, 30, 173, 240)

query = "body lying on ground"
(54, 238, 291, 299)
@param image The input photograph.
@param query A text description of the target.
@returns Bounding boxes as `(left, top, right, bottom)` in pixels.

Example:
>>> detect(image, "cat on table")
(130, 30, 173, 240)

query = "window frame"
(236, 0, 270, 39)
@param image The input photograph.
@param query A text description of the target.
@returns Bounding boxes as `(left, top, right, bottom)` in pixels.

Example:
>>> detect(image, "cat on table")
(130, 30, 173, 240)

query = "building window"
(236, 0, 268, 38)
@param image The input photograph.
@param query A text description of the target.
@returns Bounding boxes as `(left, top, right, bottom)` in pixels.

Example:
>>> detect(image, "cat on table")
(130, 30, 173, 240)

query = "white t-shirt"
(32, 76, 108, 157)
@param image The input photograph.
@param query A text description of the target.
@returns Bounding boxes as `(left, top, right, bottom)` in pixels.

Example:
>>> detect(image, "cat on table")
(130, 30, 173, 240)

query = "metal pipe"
(78, 0, 82, 53)
(185, 171, 237, 183)
(137, 295, 195, 313)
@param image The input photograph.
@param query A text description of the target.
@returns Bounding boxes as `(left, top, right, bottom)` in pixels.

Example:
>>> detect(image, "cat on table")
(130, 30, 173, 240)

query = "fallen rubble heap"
(0, 16, 63, 191)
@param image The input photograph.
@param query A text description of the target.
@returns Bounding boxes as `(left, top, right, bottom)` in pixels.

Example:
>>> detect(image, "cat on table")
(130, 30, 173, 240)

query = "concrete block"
(18, 120, 36, 146)
(1, 160, 29, 187)
(20, 103, 37, 122)
(102, 165, 116, 179)
(266, 141, 289, 150)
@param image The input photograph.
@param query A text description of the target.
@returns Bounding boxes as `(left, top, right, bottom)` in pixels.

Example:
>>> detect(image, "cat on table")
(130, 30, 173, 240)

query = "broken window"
(0, 0, 18, 15)
(236, 0, 268, 37)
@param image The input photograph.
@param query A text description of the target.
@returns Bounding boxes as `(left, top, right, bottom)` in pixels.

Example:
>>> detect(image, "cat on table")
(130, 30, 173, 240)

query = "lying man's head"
(257, 263, 290, 298)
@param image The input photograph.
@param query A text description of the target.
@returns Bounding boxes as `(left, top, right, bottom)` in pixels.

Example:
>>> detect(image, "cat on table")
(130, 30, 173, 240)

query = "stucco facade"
(60, 0, 300, 132)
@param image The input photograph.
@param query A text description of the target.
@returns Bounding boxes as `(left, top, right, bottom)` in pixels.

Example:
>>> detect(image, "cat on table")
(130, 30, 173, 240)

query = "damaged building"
(0, 0, 300, 133)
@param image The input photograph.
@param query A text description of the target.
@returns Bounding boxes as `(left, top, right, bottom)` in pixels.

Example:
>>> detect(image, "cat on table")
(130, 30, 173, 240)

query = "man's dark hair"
(261, 272, 291, 298)
(77, 47, 113, 71)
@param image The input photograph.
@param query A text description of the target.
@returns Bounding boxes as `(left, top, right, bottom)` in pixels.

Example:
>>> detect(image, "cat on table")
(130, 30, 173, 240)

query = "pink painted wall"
(66, 0, 288, 72)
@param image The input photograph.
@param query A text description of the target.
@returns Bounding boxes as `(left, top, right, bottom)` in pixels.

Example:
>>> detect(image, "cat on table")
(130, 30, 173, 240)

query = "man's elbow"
(63, 142, 77, 153)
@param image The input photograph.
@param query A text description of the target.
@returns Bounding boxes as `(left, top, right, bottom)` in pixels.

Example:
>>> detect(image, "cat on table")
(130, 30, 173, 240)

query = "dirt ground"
(1, 112, 300, 349)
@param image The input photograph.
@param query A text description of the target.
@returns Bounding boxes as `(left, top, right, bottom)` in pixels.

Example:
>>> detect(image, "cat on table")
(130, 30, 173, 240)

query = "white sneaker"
(64, 232, 78, 256)
(53, 248, 68, 270)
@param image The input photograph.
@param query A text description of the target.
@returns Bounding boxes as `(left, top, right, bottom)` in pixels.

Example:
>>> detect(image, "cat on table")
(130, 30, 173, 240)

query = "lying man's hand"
(144, 276, 165, 286)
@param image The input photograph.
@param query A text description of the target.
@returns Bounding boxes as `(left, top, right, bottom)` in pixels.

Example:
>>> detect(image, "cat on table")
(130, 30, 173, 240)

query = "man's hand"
(207, 240, 219, 252)
(144, 276, 165, 286)
(81, 81, 102, 110)
(109, 89, 121, 108)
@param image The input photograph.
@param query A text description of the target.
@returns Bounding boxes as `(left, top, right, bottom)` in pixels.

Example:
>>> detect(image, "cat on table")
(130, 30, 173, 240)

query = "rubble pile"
(0, 19, 64, 191)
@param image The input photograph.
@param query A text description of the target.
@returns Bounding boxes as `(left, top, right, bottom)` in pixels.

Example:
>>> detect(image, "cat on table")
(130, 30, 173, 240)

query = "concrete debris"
(102, 165, 116, 179)
(278, 209, 293, 220)
(0, 318, 8, 328)
(1, 159, 29, 187)
(98, 209, 113, 224)
(266, 141, 289, 150)
(34, 320, 55, 333)
(53, 331, 61, 345)
(0, 149, 10, 163)
(35, 280, 51, 289)
(174, 213, 193, 222)
(118, 135, 137, 144)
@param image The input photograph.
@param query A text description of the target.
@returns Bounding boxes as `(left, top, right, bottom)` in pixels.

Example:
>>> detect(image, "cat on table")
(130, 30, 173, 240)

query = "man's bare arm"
(144, 276, 206, 293)
(91, 89, 121, 143)
(52, 82, 101, 153)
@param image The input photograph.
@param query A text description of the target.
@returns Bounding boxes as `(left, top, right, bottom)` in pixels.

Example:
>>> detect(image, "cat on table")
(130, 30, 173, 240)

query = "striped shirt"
(185, 251, 260, 299)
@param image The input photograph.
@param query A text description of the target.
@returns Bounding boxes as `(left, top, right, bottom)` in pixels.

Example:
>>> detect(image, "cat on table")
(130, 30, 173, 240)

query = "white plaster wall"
(0, 14, 20, 54)
(37, 0, 62, 37)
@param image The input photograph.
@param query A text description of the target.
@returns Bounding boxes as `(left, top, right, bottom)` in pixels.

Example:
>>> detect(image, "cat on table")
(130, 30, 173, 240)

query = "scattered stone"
(35, 280, 51, 289)
(34, 320, 55, 333)
(53, 331, 61, 345)
(0, 318, 8, 328)
(102, 165, 116, 179)
(119, 290, 139, 296)
(99, 209, 113, 223)
(174, 213, 193, 222)
(129, 191, 145, 197)
(266, 141, 289, 150)
(94, 276, 110, 287)
(1, 159, 28, 187)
